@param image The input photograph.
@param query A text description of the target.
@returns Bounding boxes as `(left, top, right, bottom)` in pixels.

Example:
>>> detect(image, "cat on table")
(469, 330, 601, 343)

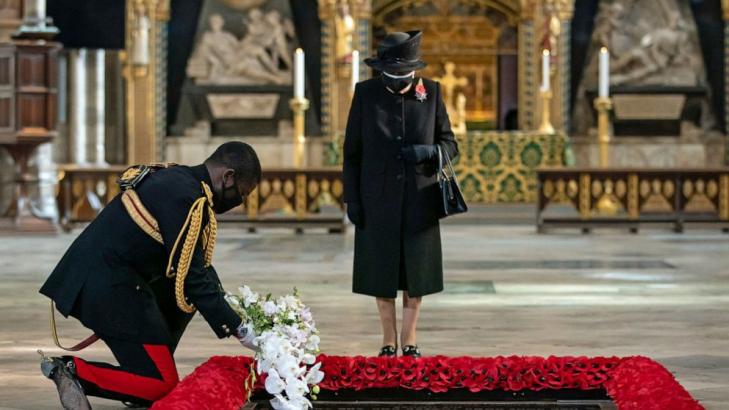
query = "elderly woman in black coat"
(343, 31, 458, 357)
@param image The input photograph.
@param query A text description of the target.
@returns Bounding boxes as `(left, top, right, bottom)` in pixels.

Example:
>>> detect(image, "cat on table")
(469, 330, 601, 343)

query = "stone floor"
(0, 218, 728, 409)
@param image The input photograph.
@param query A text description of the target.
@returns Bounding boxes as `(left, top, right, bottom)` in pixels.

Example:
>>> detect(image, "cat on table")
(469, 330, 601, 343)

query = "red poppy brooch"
(415, 78, 427, 102)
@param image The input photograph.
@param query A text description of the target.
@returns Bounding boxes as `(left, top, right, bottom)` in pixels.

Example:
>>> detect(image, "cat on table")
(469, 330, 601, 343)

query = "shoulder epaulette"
(117, 163, 179, 191)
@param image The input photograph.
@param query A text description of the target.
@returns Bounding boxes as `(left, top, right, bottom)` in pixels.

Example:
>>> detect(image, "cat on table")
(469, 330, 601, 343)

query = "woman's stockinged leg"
(401, 291, 422, 347)
(376, 297, 398, 347)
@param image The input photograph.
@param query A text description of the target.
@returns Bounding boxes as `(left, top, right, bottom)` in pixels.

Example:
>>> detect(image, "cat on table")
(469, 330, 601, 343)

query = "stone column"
(31, 142, 58, 221)
(68, 48, 88, 164)
(105, 51, 127, 165)
(89, 49, 106, 164)
(518, 0, 538, 130)
(14, 0, 58, 39)
(548, 0, 575, 134)
(319, 2, 337, 138)
(22, 0, 44, 25)
(155, 17, 168, 161)
(353, 1, 371, 84)
(724, 0, 729, 165)
(124, 0, 169, 164)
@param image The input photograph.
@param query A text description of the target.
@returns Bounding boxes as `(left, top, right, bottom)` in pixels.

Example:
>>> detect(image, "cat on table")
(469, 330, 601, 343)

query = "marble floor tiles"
(0, 223, 727, 409)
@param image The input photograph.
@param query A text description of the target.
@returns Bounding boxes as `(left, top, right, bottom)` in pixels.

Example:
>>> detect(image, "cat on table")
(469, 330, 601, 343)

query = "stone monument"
(170, 0, 321, 167)
(572, 0, 724, 167)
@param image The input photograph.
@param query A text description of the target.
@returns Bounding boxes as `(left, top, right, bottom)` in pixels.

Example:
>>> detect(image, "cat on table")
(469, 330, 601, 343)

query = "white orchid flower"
(262, 338, 284, 358)
(239, 285, 260, 308)
(277, 356, 304, 380)
(289, 394, 313, 409)
(302, 353, 316, 365)
(305, 362, 325, 385)
(270, 394, 300, 410)
(257, 357, 273, 373)
(284, 375, 309, 398)
(264, 368, 286, 395)
(305, 334, 320, 351)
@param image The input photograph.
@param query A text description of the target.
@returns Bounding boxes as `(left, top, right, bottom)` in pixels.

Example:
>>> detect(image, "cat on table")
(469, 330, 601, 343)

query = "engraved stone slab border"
(206, 93, 280, 119)
(613, 94, 686, 120)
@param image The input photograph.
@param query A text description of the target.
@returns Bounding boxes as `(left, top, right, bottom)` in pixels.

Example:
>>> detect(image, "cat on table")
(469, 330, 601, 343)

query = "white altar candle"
(351, 50, 359, 91)
(294, 48, 305, 99)
(599, 47, 609, 98)
(132, 15, 150, 65)
(541, 49, 550, 91)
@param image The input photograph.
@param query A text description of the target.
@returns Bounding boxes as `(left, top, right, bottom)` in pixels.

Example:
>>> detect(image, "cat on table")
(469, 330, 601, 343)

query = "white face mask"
(383, 71, 415, 79)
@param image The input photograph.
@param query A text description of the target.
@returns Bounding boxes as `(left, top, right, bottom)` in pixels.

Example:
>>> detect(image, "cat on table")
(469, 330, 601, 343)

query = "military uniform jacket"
(40, 165, 242, 345)
(343, 77, 458, 298)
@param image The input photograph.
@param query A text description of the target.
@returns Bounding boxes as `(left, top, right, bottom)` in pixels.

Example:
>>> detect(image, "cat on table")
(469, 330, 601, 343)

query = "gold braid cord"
(165, 182, 218, 313)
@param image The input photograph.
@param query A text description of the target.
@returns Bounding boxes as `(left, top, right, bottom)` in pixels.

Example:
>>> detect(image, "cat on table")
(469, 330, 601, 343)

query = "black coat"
(343, 77, 457, 298)
(40, 165, 242, 346)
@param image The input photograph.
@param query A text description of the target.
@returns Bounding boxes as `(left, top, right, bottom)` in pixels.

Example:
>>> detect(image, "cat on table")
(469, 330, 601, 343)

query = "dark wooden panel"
(0, 96, 13, 129)
(17, 94, 46, 128)
(0, 56, 12, 86)
(17, 52, 47, 88)
(47, 48, 59, 89)
(46, 94, 57, 131)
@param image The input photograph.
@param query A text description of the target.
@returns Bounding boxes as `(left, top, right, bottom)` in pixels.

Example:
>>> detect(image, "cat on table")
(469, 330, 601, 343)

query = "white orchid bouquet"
(225, 286, 323, 410)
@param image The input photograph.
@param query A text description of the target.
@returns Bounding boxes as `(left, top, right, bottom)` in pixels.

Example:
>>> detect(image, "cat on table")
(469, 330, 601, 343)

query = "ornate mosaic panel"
(454, 131, 570, 203)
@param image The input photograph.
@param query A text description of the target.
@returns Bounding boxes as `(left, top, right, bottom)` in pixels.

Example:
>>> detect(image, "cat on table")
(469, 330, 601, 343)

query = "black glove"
(346, 202, 363, 227)
(401, 144, 438, 165)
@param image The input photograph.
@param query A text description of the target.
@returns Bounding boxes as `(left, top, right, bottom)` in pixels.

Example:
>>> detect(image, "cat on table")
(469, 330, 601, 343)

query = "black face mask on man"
(214, 173, 243, 214)
(382, 71, 414, 93)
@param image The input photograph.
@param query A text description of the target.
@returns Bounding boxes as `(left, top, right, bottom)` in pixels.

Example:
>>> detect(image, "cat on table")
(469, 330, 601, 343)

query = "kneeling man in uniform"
(39, 142, 261, 409)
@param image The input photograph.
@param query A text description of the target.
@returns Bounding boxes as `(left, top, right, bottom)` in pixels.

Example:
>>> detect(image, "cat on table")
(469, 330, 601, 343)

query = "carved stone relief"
(187, 6, 295, 85)
(574, 0, 714, 134)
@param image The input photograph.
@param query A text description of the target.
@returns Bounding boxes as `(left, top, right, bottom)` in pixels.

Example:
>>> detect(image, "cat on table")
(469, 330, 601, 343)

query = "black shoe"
(378, 345, 397, 357)
(39, 350, 92, 410)
(402, 345, 421, 358)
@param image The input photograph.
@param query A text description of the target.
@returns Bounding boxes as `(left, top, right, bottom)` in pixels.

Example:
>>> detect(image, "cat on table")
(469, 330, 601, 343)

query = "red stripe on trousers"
(73, 344, 179, 401)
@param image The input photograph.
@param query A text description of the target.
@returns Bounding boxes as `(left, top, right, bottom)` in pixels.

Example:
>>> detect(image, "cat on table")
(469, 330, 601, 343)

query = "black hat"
(364, 30, 427, 72)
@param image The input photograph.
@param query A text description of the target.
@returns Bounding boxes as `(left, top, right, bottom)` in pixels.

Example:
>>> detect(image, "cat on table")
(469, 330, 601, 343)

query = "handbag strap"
(437, 145, 444, 182)
(439, 146, 458, 180)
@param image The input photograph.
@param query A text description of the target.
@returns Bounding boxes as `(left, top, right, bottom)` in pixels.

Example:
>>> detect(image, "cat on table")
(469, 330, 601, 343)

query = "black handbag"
(437, 145, 468, 218)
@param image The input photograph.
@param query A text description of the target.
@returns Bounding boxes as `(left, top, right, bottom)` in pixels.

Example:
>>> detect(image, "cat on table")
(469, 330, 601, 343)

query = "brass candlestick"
(538, 89, 555, 134)
(593, 96, 617, 215)
(594, 96, 613, 168)
(289, 97, 310, 168)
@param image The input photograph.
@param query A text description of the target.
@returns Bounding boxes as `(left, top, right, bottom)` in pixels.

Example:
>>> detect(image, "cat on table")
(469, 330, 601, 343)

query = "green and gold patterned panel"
(454, 131, 570, 203)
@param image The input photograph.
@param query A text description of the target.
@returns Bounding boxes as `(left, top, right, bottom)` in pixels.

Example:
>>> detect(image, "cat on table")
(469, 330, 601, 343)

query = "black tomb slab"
(248, 388, 615, 409)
